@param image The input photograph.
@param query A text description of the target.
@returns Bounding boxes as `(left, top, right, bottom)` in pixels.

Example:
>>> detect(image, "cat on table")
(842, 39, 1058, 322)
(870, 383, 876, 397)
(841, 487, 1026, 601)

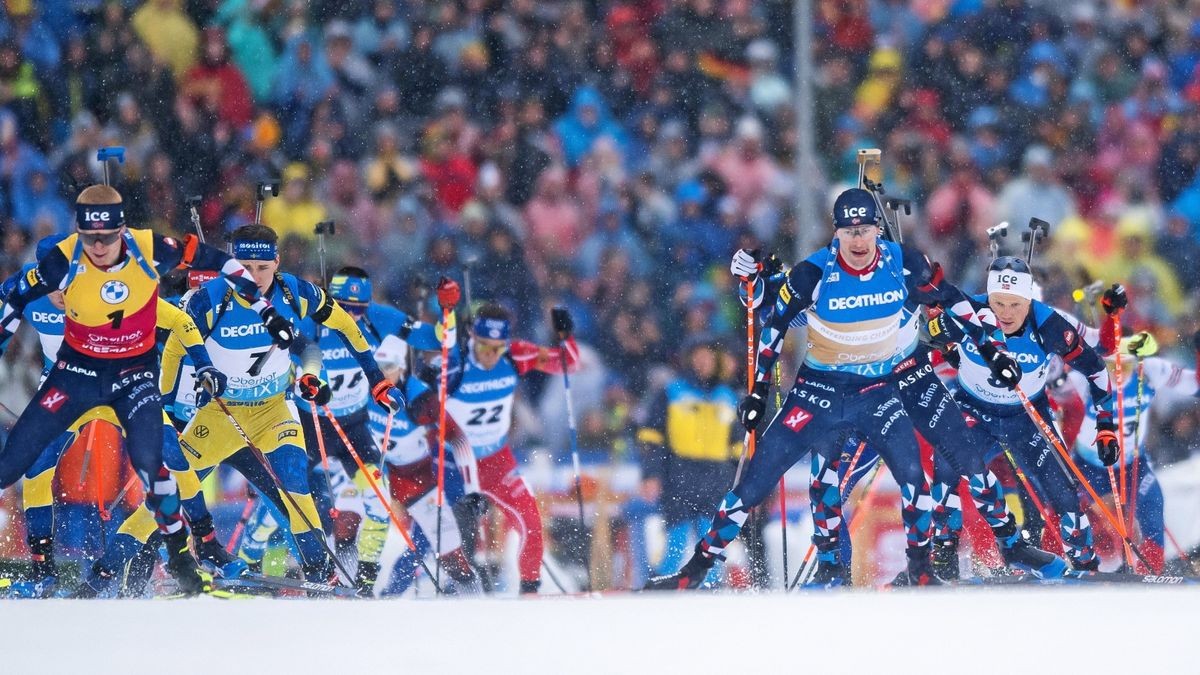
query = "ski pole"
(104, 473, 139, 522)
(227, 490, 259, 554)
(998, 442, 1054, 528)
(554, 309, 591, 593)
(320, 405, 443, 593)
(1010, 382, 1151, 570)
(435, 306, 450, 593)
(1129, 355, 1144, 538)
(774, 361, 788, 589)
(78, 420, 97, 491)
(734, 275, 760, 486)
(1111, 309, 1129, 509)
(1164, 525, 1190, 563)
(789, 456, 883, 591)
(309, 406, 339, 519)
(541, 559, 569, 594)
(788, 440, 868, 591)
(209, 396, 356, 584)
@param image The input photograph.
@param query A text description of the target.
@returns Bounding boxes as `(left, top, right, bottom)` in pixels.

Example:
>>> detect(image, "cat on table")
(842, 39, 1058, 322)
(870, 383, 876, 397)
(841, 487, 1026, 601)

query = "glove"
(760, 253, 784, 277)
(730, 248, 761, 279)
(296, 373, 332, 405)
(436, 277, 460, 310)
(259, 306, 294, 348)
(738, 382, 770, 432)
(941, 344, 961, 370)
(1125, 331, 1158, 357)
(193, 365, 227, 408)
(1101, 283, 1127, 316)
(371, 378, 406, 414)
(1094, 411, 1120, 466)
(550, 306, 573, 337)
(979, 341, 1021, 390)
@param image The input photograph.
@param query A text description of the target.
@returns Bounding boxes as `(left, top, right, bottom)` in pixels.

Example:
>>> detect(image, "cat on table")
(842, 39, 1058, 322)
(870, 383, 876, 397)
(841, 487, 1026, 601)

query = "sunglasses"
(80, 230, 122, 246)
(474, 338, 508, 354)
(990, 256, 1031, 273)
(839, 225, 879, 239)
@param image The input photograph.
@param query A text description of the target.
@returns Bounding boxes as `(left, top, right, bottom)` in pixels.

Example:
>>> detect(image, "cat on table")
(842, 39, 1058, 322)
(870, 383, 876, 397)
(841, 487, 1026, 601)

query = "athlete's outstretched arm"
(1038, 309, 1113, 411)
(752, 261, 822, 384)
(509, 336, 579, 377)
(152, 234, 262, 306)
(298, 280, 387, 386)
(900, 243, 995, 346)
(156, 299, 215, 371)
(0, 248, 68, 337)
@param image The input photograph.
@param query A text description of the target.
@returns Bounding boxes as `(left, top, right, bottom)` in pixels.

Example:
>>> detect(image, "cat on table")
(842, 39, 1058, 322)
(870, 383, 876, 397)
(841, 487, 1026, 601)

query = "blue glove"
(371, 379, 406, 414)
(194, 365, 227, 408)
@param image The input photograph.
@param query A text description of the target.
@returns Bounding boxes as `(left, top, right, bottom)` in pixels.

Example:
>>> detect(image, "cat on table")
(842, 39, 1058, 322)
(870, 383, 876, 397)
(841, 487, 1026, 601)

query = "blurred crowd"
(2, 0, 1200, 575)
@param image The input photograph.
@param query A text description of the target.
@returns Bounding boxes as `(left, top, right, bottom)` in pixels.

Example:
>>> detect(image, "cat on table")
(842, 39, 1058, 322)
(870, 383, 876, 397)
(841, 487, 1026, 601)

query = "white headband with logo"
(374, 335, 408, 371)
(986, 269, 1034, 299)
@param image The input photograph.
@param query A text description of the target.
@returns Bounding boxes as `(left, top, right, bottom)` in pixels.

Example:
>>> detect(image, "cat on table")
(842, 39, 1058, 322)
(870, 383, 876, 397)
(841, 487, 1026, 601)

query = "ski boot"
(192, 517, 249, 578)
(905, 545, 944, 586)
(1069, 554, 1100, 573)
(998, 525, 1067, 579)
(301, 554, 349, 597)
(643, 549, 717, 591)
(519, 579, 541, 595)
(355, 561, 381, 598)
(9, 536, 58, 598)
(803, 548, 848, 589)
(120, 535, 163, 597)
(73, 558, 122, 599)
(163, 529, 212, 596)
(932, 536, 960, 582)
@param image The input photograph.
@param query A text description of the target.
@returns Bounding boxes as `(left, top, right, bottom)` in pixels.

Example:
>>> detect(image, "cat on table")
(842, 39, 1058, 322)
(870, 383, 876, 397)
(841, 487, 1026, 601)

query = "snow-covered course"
(3, 587, 1197, 673)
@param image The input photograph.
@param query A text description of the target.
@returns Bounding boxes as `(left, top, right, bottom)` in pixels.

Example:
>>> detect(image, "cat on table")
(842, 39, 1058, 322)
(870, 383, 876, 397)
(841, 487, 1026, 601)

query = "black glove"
(1101, 283, 1127, 316)
(296, 373, 332, 405)
(259, 306, 294, 348)
(942, 344, 961, 370)
(760, 253, 784, 277)
(738, 382, 770, 432)
(193, 365, 227, 408)
(1095, 411, 1120, 466)
(550, 306, 573, 338)
(979, 341, 1021, 390)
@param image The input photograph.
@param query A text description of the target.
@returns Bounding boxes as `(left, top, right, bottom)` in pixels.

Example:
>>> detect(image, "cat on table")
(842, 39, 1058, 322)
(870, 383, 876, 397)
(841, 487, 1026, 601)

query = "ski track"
(2, 587, 1198, 673)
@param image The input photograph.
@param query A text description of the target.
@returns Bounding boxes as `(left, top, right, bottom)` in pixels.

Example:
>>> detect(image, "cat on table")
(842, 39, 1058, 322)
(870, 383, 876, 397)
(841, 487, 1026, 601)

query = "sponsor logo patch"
(781, 406, 813, 432)
(40, 387, 68, 413)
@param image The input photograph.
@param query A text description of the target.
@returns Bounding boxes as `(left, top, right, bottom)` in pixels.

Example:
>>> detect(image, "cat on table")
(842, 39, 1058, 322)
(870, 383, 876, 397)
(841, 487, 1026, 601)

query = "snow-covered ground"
(4, 586, 1197, 673)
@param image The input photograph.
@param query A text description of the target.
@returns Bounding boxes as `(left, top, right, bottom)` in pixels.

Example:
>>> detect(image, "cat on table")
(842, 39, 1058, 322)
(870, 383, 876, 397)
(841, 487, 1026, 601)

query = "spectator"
(183, 27, 255, 130)
(261, 162, 327, 241)
(130, 0, 199, 79)
(10, 163, 69, 235)
(524, 165, 584, 279)
(554, 86, 628, 169)
(995, 145, 1076, 235)
(635, 336, 739, 585)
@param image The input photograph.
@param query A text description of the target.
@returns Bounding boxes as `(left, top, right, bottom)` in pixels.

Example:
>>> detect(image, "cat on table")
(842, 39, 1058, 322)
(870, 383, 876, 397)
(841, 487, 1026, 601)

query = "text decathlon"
(31, 311, 64, 324)
(458, 376, 518, 394)
(828, 290, 903, 311)
(220, 323, 267, 338)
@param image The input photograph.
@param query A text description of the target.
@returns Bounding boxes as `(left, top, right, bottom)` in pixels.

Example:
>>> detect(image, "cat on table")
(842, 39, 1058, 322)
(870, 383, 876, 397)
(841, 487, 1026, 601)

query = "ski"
(958, 570, 1200, 586)
(214, 572, 360, 598)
